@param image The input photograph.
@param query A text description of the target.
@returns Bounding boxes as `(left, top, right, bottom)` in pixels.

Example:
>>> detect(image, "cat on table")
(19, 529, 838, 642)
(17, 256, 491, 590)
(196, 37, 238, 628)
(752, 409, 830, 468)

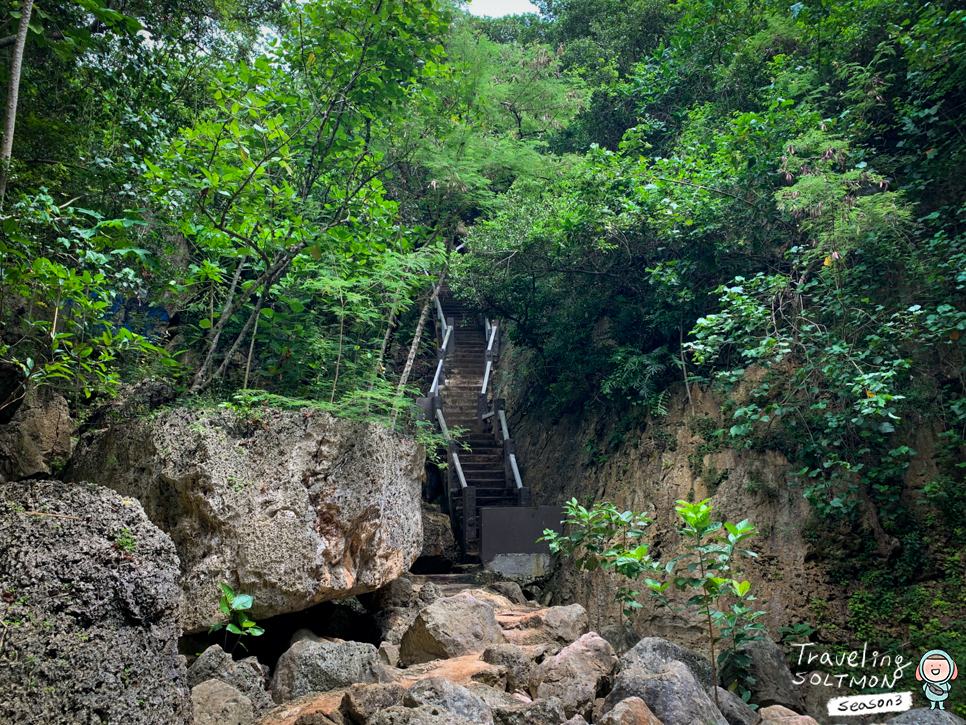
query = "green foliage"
(543, 497, 763, 702)
(209, 583, 264, 652)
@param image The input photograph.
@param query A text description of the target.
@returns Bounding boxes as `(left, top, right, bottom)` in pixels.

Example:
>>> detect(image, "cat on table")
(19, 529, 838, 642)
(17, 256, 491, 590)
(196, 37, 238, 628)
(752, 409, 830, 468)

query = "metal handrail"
(509, 453, 523, 490)
(480, 360, 492, 395)
(487, 323, 497, 352)
(498, 409, 510, 441)
(435, 407, 450, 440)
(430, 359, 444, 395)
(452, 451, 469, 489)
(435, 295, 446, 331)
(441, 324, 452, 351)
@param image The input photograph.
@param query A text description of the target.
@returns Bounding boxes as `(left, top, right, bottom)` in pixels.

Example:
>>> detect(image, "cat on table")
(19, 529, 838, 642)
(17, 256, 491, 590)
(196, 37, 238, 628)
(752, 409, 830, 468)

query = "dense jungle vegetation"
(1, 0, 965, 707)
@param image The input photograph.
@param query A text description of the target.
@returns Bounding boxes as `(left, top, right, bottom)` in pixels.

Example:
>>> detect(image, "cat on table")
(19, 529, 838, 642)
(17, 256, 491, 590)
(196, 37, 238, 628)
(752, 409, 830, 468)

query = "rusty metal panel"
(480, 505, 562, 562)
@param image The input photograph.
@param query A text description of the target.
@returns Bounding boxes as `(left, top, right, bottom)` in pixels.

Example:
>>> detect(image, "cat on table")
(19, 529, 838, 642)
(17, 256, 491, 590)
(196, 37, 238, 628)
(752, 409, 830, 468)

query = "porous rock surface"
(0, 384, 72, 483)
(528, 632, 618, 719)
(193, 678, 255, 725)
(402, 676, 494, 725)
(400, 592, 506, 665)
(188, 643, 274, 714)
(65, 385, 425, 632)
(271, 639, 385, 703)
(619, 637, 714, 691)
(599, 663, 727, 725)
(0, 479, 189, 725)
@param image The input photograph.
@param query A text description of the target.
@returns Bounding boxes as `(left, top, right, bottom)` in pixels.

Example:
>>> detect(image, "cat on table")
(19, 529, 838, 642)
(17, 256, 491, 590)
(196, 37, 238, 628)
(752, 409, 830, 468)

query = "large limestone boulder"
(619, 637, 714, 691)
(0, 479, 189, 725)
(400, 593, 506, 665)
(739, 639, 804, 710)
(757, 705, 818, 725)
(483, 644, 534, 693)
(528, 632, 619, 718)
(599, 664, 727, 725)
(187, 644, 274, 715)
(498, 604, 588, 648)
(403, 676, 494, 725)
(0, 384, 72, 483)
(271, 639, 385, 703)
(342, 682, 408, 724)
(65, 393, 425, 632)
(192, 678, 255, 725)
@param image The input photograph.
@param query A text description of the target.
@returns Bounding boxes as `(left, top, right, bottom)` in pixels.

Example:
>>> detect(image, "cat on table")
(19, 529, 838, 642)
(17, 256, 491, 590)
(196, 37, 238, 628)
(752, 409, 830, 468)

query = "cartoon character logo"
(916, 649, 958, 710)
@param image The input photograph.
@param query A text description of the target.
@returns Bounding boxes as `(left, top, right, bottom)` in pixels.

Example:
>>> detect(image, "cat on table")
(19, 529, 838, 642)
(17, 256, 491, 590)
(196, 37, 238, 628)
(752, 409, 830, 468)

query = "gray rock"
(369, 706, 475, 725)
(501, 604, 588, 649)
(342, 682, 407, 724)
(187, 644, 274, 714)
(561, 717, 587, 725)
(887, 710, 966, 725)
(292, 628, 324, 647)
(757, 705, 818, 725)
(400, 593, 506, 666)
(473, 664, 509, 690)
(411, 501, 456, 574)
(377, 605, 422, 645)
(619, 637, 714, 691)
(597, 697, 663, 725)
(419, 582, 443, 604)
(713, 687, 757, 725)
(0, 479, 189, 725)
(0, 385, 72, 483)
(739, 639, 804, 710)
(192, 679, 255, 725)
(380, 642, 402, 667)
(492, 697, 567, 725)
(65, 404, 425, 632)
(489, 582, 528, 605)
(600, 664, 727, 725)
(403, 676, 494, 725)
(271, 639, 384, 703)
(600, 624, 642, 655)
(529, 632, 619, 719)
(466, 683, 523, 710)
(483, 644, 534, 693)
(360, 576, 416, 612)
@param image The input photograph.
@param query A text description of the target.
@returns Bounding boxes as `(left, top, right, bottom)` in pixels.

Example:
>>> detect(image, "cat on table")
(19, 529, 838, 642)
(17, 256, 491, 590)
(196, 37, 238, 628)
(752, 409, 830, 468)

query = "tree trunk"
(0, 0, 34, 207)
(390, 263, 447, 424)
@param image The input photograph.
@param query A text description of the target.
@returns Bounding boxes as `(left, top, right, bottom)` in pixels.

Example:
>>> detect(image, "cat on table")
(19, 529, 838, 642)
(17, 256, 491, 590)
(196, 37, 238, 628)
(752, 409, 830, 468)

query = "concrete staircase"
(436, 287, 517, 562)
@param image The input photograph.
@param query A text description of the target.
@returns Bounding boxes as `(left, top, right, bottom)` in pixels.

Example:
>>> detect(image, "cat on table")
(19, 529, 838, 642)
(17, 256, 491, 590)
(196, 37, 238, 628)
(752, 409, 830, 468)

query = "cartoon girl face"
(925, 656, 952, 683)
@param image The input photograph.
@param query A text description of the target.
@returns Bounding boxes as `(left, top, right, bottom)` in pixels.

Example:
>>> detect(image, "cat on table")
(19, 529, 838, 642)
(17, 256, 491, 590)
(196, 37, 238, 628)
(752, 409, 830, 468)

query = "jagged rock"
(712, 687, 757, 725)
(342, 682, 407, 724)
(739, 640, 804, 710)
(376, 606, 422, 645)
(369, 706, 475, 725)
(412, 501, 456, 574)
(597, 697, 663, 725)
(192, 679, 254, 725)
(360, 576, 416, 612)
(271, 639, 384, 703)
(419, 582, 443, 604)
(492, 697, 568, 725)
(292, 628, 325, 647)
(599, 664, 727, 725)
(467, 683, 524, 710)
(187, 644, 273, 714)
(483, 644, 534, 693)
(0, 479, 189, 725)
(400, 593, 506, 666)
(528, 632, 619, 718)
(619, 638, 714, 691)
(65, 404, 424, 632)
(380, 642, 402, 667)
(462, 588, 517, 611)
(887, 710, 966, 725)
(489, 582, 528, 605)
(498, 604, 588, 648)
(796, 671, 847, 724)
(403, 676, 495, 725)
(472, 664, 509, 690)
(561, 717, 587, 725)
(0, 385, 72, 483)
(600, 624, 641, 655)
(757, 705, 818, 725)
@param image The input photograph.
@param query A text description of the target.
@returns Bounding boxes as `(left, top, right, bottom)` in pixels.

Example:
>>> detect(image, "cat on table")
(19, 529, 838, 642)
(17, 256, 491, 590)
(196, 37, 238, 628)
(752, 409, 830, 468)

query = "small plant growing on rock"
(209, 583, 264, 652)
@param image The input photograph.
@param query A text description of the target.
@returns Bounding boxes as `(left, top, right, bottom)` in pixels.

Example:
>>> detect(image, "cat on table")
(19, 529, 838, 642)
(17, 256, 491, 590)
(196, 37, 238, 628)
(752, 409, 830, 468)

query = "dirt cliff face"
(65, 385, 426, 633)
(495, 363, 944, 657)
